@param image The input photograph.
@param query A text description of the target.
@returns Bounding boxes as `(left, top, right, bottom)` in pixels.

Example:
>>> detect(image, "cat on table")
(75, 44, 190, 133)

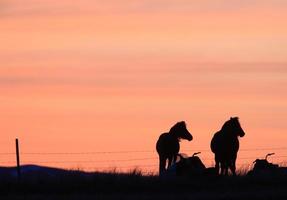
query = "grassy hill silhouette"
(1, 165, 287, 199)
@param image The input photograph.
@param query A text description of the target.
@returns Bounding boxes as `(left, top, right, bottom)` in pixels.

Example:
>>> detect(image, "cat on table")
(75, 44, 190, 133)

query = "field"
(1, 165, 287, 200)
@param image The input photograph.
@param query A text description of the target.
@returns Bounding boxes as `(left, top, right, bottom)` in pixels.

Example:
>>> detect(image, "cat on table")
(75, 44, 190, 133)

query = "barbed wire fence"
(1, 143, 287, 172)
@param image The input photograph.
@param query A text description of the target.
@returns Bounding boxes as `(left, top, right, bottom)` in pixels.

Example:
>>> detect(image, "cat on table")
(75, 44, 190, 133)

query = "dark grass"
(1, 165, 287, 199)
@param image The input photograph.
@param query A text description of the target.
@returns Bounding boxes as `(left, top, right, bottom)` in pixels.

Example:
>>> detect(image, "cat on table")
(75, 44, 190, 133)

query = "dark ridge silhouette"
(156, 121, 193, 175)
(210, 117, 245, 176)
(1, 164, 287, 199)
(0, 165, 89, 180)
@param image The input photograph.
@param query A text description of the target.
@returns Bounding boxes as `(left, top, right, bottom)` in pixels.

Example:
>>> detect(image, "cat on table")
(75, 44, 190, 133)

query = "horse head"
(170, 121, 193, 141)
(228, 117, 245, 137)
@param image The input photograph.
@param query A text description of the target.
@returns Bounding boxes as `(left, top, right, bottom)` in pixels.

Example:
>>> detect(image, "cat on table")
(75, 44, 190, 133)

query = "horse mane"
(221, 117, 240, 132)
(169, 121, 186, 134)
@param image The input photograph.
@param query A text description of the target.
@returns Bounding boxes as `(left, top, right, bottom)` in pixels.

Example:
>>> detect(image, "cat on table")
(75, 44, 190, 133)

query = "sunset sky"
(0, 0, 287, 172)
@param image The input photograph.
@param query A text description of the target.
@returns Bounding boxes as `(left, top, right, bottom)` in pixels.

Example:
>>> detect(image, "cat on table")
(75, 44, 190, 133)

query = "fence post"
(15, 138, 21, 180)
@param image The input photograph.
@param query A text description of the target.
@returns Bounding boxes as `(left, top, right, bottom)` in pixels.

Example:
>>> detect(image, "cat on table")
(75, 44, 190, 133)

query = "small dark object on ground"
(248, 153, 287, 176)
(175, 152, 206, 176)
(166, 152, 217, 177)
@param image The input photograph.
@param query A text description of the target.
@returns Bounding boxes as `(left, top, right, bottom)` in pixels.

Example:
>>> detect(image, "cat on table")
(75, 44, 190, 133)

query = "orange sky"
(0, 0, 287, 172)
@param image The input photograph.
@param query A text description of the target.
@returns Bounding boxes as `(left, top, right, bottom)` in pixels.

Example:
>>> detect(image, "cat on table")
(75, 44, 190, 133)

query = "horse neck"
(169, 131, 180, 141)
(220, 128, 238, 140)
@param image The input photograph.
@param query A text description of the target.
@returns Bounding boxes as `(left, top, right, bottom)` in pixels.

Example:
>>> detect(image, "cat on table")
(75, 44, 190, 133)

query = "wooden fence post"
(15, 138, 21, 180)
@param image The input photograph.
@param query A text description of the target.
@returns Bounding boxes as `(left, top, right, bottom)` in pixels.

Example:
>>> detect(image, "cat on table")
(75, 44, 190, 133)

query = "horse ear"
(180, 121, 186, 126)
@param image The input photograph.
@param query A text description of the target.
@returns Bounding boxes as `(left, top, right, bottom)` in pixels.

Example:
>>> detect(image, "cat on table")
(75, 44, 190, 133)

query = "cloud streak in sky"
(1, 0, 287, 17)
(0, 63, 286, 88)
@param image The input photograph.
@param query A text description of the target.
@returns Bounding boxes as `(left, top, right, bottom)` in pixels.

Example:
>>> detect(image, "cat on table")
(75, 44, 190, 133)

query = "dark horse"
(156, 121, 193, 175)
(210, 117, 245, 176)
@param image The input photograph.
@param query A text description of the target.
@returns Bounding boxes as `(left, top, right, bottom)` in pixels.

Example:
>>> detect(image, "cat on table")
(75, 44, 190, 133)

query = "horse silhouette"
(156, 121, 193, 175)
(210, 117, 245, 176)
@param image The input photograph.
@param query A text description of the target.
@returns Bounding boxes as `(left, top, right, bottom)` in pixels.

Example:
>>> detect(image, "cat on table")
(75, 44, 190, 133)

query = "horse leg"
(221, 162, 228, 176)
(159, 156, 166, 176)
(215, 155, 220, 175)
(167, 156, 173, 169)
(220, 162, 224, 176)
(225, 162, 230, 176)
(230, 159, 237, 176)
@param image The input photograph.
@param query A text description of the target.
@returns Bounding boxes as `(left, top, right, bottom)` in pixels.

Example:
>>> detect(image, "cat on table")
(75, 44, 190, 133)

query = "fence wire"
(0, 147, 286, 170)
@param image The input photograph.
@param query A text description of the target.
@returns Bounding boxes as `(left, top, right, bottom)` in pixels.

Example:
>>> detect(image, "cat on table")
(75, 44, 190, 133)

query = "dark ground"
(1, 165, 287, 200)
